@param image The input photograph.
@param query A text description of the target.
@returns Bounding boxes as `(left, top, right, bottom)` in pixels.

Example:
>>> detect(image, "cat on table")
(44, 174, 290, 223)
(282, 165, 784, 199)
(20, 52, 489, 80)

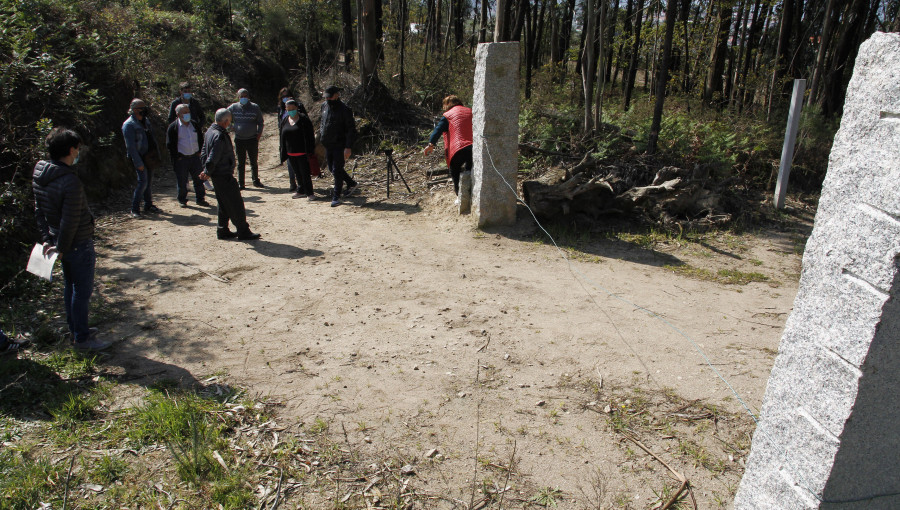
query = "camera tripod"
(382, 149, 411, 198)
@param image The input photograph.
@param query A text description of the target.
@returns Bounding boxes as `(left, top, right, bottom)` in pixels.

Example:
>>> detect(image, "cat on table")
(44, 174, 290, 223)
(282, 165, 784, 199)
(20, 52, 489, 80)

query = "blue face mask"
(183, 92, 192, 100)
(73, 149, 81, 164)
(287, 109, 298, 118)
(240, 97, 249, 105)
(182, 113, 191, 123)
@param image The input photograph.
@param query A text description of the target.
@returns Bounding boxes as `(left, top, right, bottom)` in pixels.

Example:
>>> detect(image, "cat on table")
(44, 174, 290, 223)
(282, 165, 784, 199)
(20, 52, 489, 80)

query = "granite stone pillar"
(734, 32, 900, 509)
(472, 42, 519, 228)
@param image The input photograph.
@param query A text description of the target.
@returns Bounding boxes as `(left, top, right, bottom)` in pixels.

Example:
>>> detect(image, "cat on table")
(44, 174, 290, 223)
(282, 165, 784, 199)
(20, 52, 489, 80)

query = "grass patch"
(664, 264, 773, 285)
(0, 449, 69, 509)
(92, 454, 129, 484)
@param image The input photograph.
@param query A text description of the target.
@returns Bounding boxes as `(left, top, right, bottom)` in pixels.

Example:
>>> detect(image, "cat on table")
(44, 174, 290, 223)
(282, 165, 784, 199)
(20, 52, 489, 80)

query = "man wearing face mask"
(33, 128, 111, 351)
(167, 82, 206, 125)
(200, 109, 261, 241)
(122, 98, 162, 218)
(227, 88, 265, 189)
(166, 104, 210, 208)
(318, 85, 358, 207)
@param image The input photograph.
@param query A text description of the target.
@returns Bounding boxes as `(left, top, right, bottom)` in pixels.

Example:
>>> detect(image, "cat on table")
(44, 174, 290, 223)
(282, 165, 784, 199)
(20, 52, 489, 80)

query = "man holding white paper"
(32, 128, 110, 351)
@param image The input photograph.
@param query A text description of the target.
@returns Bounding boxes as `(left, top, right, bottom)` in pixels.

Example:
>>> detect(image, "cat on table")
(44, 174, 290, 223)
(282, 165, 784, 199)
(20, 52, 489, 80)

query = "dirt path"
(94, 114, 806, 507)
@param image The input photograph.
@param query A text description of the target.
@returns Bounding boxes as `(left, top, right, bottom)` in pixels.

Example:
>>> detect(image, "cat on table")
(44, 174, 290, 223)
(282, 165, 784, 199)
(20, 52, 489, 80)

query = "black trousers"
(235, 138, 259, 186)
(211, 175, 251, 234)
(287, 155, 313, 196)
(449, 145, 473, 195)
(326, 147, 357, 200)
(174, 154, 205, 204)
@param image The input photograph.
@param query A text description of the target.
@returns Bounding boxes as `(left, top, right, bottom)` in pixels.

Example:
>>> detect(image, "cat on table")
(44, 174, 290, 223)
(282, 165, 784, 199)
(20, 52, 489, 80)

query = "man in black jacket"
(200, 109, 260, 240)
(167, 82, 205, 125)
(319, 86, 358, 206)
(33, 128, 110, 351)
(166, 104, 210, 208)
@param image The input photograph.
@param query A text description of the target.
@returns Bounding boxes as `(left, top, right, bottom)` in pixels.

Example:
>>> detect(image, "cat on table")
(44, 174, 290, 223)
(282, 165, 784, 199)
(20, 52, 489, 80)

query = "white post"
(774, 78, 806, 210)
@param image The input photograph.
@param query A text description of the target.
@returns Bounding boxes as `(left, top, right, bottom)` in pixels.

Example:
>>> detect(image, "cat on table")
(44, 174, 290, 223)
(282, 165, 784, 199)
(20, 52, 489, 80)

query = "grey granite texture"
(734, 32, 900, 510)
(472, 42, 519, 228)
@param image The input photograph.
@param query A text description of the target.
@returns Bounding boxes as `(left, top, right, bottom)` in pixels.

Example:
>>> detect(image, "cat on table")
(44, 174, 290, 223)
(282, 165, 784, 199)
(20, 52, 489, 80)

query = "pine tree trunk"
(648, 0, 679, 154)
(582, 0, 597, 131)
(617, 0, 635, 91)
(807, 0, 836, 106)
(479, 0, 489, 42)
(703, 0, 733, 106)
(342, 0, 355, 64)
(766, 0, 793, 120)
(622, 0, 645, 109)
(593, 0, 608, 128)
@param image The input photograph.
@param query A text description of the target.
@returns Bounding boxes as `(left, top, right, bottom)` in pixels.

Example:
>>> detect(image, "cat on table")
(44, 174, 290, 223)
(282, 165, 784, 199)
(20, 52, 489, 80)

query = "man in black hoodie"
(318, 86, 358, 206)
(33, 128, 110, 351)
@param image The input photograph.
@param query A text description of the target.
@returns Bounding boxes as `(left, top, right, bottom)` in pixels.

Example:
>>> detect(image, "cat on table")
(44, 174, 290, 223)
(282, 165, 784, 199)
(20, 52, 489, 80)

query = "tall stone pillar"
(735, 32, 900, 509)
(472, 42, 519, 228)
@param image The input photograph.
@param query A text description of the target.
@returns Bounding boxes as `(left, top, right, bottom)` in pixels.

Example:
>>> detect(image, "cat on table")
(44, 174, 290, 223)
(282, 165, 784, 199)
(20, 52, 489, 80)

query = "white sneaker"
(204, 181, 214, 191)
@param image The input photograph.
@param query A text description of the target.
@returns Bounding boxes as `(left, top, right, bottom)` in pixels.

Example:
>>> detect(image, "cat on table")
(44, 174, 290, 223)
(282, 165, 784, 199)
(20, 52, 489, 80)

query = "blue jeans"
(174, 154, 205, 204)
(62, 239, 95, 343)
(132, 166, 154, 213)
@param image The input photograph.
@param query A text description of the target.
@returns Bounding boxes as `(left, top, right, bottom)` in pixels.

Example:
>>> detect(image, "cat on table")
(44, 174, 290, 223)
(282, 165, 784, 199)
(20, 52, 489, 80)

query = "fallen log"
(523, 162, 731, 225)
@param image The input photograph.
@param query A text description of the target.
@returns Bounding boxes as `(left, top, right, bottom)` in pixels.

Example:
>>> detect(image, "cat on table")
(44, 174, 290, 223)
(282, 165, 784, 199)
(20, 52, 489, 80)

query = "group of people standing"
(122, 82, 361, 228)
(25, 84, 472, 354)
(28, 83, 361, 351)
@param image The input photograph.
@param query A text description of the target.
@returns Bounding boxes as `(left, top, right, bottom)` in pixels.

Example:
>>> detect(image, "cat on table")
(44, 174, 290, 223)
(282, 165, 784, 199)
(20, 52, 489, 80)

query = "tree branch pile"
(522, 154, 735, 228)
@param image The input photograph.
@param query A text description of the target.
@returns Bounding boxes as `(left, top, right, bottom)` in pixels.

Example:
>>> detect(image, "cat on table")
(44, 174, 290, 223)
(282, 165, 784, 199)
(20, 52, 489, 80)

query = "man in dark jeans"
(166, 104, 210, 208)
(200, 109, 261, 241)
(122, 98, 162, 218)
(318, 85, 358, 207)
(33, 128, 110, 351)
(227, 88, 265, 189)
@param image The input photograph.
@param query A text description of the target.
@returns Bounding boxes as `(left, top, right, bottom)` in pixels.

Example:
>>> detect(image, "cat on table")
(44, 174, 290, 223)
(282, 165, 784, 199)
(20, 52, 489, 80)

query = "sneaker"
(253, 180, 264, 188)
(331, 200, 342, 207)
(73, 335, 112, 351)
(203, 180, 214, 191)
(130, 211, 142, 219)
(343, 184, 358, 197)
(145, 205, 163, 214)
(197, 199, 212, 207)
(0, 337, 30, 356)
(307, 194, 316, 201)
(239, 184, 246, 190)
(237, 232, 261, 241)
(179, 201, 188, 208)
(67, 327, 99, 344)
(291, 192, 304, 199)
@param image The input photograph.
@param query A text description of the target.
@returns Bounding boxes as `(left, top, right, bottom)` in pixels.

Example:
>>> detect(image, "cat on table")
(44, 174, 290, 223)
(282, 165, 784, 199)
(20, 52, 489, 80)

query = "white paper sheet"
(26, 243, 58, 281)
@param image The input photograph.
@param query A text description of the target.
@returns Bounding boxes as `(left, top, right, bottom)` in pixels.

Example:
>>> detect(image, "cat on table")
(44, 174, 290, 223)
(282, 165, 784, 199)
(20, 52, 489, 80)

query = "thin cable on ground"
(479, 134, 836, 503)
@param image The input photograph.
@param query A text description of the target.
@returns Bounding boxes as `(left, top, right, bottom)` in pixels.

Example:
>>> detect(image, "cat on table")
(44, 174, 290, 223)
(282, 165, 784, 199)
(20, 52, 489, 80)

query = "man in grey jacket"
(33, 128, 110, 351)
(227, 88, 265, 189)
(200, 109, 260, 241)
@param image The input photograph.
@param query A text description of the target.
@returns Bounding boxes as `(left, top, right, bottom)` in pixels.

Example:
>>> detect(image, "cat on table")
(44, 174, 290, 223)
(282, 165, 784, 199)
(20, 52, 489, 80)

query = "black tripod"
(382, 149, 411, 198)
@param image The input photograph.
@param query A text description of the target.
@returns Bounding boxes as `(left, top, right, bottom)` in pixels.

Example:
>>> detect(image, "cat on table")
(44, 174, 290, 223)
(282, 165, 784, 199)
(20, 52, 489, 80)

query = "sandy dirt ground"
(92, 114, 809, 508)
